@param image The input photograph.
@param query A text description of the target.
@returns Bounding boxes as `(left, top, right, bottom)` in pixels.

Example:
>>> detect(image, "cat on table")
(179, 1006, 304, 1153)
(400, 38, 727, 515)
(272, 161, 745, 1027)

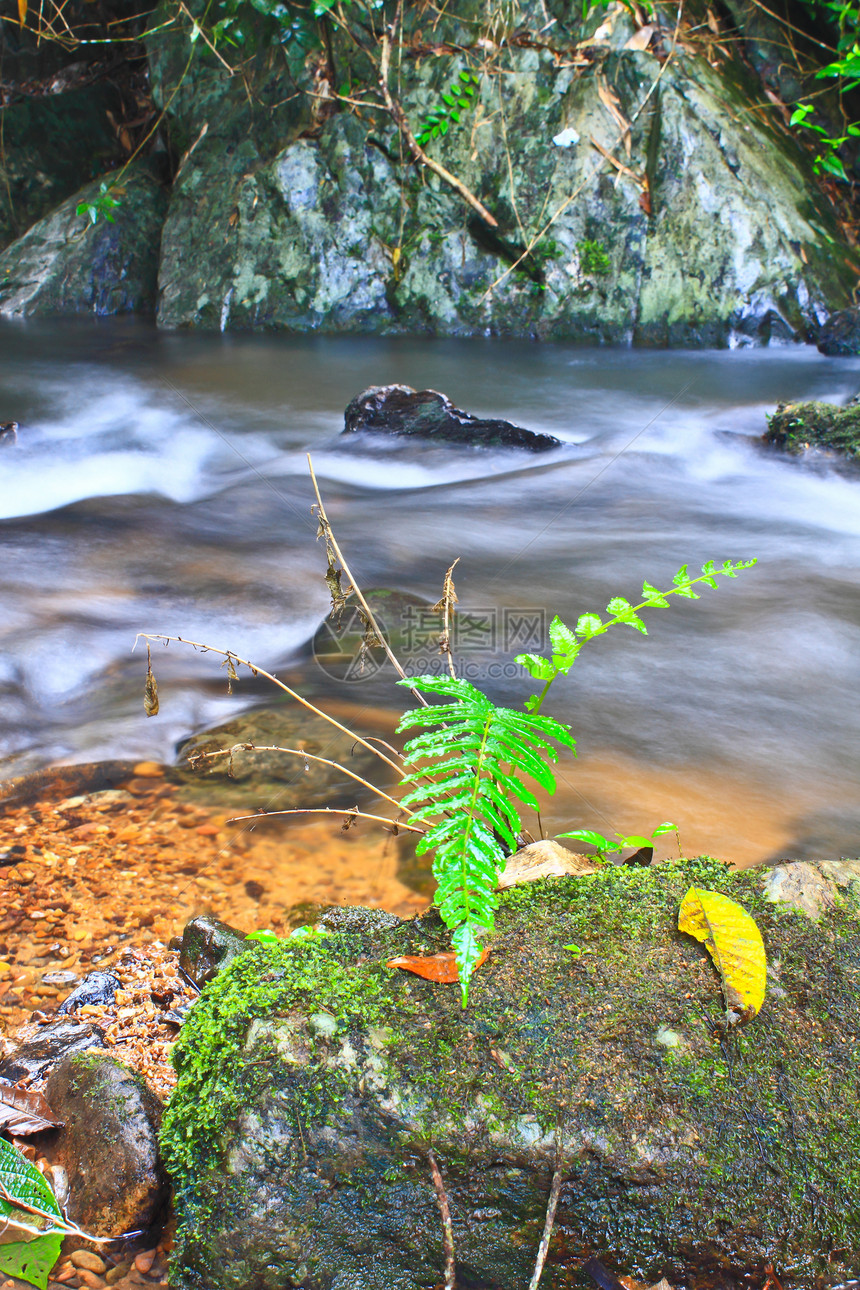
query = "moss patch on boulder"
(764, 399, 860, 459)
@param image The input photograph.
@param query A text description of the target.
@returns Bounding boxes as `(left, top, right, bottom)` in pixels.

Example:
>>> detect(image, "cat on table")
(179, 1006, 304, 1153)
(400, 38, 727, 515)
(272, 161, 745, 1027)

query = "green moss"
(162, 864, 860, 1288)
(577, 238, 611, 275)
(764, 399, 860, 459)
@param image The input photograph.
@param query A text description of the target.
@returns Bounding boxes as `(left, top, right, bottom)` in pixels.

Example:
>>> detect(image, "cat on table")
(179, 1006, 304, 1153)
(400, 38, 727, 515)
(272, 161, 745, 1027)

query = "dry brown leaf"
(597, 78, 632, 157)
(144, 644, 159, 717)
(623, 25, 654, 50)
(0, 1082, 63, 1135)
(17, 0, 27, 27)
(386, 949, 489, 984)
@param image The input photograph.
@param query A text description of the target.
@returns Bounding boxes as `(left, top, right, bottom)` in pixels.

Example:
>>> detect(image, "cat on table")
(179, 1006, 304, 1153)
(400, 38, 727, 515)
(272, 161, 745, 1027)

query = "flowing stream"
(1, 317, 859, 869)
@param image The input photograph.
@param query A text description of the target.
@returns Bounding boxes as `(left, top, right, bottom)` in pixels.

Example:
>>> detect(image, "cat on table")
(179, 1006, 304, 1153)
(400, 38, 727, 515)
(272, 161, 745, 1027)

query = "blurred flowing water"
(1, 317, 858, 868)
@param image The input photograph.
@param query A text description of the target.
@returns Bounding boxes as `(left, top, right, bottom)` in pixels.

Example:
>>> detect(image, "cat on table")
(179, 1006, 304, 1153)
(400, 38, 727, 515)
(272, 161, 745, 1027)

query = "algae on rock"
(765, 399, 860, 459)
(161, 857, 860, 1290)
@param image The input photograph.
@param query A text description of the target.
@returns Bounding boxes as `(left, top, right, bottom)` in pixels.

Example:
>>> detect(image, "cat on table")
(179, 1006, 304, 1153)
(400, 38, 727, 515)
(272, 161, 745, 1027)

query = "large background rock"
(143, 0, 857, 343)
(161, 856, 860, 1290)
(0, 158, 168, 317)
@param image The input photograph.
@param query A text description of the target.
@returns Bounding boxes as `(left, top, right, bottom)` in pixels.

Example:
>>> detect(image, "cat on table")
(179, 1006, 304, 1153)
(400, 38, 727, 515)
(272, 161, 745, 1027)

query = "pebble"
(75, 1269, 106, 1288)
(70, 1251, 107, 1273)
(132, 1252, 156, 1274)
(132, 763, 164, 778)
(105, 1263, 132, 1285)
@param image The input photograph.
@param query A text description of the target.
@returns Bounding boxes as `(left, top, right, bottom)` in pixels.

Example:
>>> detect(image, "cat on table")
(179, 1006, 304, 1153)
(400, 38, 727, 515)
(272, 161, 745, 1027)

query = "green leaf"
(0, 1235, 63, 1289)
(618, 834, 651, 848)
(549, 614, 577, 657)
(641, 580, 669, 606)
(574, 612, 603, 638)
(558, 828, 614, 852)
(0, 1138, 64, 1289)
(671, 565, 700, 598)
(515, 652, 555, 680)
(651, 821, 679, 837)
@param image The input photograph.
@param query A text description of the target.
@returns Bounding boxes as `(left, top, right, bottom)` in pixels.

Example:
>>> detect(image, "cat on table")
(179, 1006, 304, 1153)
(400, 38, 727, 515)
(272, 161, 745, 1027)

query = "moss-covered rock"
(764, 399, 860, 460)
(144, 0, 857, 343)
(161, 857, 860, 1289)
(0, 157, 168, 317)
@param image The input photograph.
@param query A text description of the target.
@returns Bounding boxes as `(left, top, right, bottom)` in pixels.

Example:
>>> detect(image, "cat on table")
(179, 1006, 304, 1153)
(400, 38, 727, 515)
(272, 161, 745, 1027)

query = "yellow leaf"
(678, 887, 766, 1023)
(17, 0, 26, 26)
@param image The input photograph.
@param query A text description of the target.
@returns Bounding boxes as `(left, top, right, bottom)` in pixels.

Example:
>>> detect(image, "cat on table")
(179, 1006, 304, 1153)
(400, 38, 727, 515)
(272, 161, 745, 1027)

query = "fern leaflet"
(517, 558, 757, 712)
(397, 675, 575, 1003)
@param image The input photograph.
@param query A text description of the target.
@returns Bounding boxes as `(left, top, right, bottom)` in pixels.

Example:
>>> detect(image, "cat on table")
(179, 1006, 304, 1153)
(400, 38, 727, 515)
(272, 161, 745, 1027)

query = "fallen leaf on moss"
(386, 948, 489, 983)
(678, 887, 766, 1023)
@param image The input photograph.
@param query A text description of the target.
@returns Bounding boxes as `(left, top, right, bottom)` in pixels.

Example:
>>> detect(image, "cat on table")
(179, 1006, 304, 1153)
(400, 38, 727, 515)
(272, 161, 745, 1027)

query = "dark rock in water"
(45, 1052, 166, 1237)
(817, 307, 860, 356)
(0, 1019, 105, 1084)
(0, 422, 18, 446)
(764, 400, 860, 460)
(0, 759, 139, 810)
(57, 971, 120, 1016)
(178, 914, 250, 987)
(343, 385, 561, 452)
(161, 857, 860, 1290)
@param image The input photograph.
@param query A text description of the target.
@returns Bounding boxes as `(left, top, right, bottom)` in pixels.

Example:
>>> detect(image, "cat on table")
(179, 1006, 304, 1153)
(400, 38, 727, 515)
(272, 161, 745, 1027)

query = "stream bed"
(1, 318, 858, 871)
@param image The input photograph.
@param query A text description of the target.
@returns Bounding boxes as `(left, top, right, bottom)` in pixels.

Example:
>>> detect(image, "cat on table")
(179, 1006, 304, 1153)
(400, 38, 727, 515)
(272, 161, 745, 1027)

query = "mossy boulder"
(145, 1, 857, 343)
(764, 400, 860, 460)
(161, 857, 860, 1289)
(0, 157, 168, 318)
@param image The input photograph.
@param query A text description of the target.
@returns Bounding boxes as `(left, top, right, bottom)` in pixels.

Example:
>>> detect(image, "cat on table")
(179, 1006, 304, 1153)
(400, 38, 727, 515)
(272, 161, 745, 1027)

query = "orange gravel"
(0, 761, 427, 1078)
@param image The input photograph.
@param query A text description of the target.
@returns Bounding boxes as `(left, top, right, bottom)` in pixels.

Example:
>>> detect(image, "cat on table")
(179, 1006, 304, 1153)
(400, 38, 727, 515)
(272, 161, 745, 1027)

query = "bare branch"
(228, 806, 425, 835)
(528, 1156, 563, 1290)
(191, 742, 410, 814)
(427, 1149, 456, 1290)
(307, 454, 429, 707)
(133, 633, 403, 775)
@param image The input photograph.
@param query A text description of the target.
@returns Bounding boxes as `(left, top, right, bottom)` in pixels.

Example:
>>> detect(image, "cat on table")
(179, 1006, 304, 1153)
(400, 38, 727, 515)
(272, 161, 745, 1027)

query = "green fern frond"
(396, 675, 575, 1004)
(517, 557, 757, 712)
(415, 70, 480, 148)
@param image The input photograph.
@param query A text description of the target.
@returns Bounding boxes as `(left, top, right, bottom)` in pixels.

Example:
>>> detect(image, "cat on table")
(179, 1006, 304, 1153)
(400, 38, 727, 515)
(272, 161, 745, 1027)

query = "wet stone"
(342, 385, 562, 452)
(177, 915, 249, 987)
(0, 1019, 105, 1083)
(57, 970, 121, 1015)
(44, 1051, 166, 1238)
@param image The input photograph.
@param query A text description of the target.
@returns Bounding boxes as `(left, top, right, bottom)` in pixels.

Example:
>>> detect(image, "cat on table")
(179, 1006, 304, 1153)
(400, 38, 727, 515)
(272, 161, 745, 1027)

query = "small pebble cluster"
(2, 1236, 173, 1290)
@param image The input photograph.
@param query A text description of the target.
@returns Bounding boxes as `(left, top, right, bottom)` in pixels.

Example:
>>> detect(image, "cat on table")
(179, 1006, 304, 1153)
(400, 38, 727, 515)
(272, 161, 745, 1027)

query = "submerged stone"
(342, 385, 561, 452)
(161, 857, 860, 1290)
(763, 400, 860, 460)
